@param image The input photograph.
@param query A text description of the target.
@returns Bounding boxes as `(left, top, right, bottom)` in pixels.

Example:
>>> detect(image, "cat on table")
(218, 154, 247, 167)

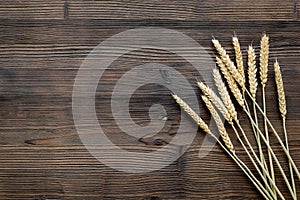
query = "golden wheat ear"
(215, 57, 245, 109)
(274, 60, 287, 118)
(171, 94, 210, 133)
(197, 82, 232, 124)
(201, 95, 235, 153)
(232, 36, 245, 82)
(248, 45, 258, 99)
(212, 68, 238, 122)
(260, 33, 269, 86)
(212, 38, 245, 90)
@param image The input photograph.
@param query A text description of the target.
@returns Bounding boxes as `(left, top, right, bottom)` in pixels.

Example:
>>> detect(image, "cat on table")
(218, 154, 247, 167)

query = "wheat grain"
(172, 94, 210, 133)
(232, 36, 245, 82)
(216, 57, 245, 109)
(212, 67, 238, 122)
(274, 60, 287, 118)
(260, 34, 269, 86)
(197, 82, 232, 123)
(248, 45, 258, 99)
(202, 95, 235, 153)
(212, 39, 245, 90)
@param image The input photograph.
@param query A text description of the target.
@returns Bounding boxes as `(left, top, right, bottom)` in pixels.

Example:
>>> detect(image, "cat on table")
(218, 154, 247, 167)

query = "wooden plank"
(0, 0, 295, 20)
(0, 145, 299, 199)
(0, 146, 183, 199)
(1, 19, 300, 198)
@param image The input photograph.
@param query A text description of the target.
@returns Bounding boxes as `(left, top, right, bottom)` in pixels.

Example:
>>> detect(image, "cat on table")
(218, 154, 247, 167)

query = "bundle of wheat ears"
(172, 34, 299, 199)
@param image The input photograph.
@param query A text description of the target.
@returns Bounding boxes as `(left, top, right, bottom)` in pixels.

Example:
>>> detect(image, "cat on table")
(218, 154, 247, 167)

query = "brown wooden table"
(0, 1, 300, 199)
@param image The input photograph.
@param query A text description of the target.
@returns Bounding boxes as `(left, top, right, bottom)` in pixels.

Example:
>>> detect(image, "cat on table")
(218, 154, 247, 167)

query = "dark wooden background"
(1, 0, 300, 199)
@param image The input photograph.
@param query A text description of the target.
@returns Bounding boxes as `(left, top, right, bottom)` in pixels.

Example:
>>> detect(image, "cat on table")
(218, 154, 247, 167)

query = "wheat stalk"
(197, 82, 232, 123)
(232, 36, 245, 83)
(259, 33, 275, 196)
(212, 39, 245, 90)
(216, 57, 245, 109)
(201, 95, 235, 153)
(274, 60, 296, 196)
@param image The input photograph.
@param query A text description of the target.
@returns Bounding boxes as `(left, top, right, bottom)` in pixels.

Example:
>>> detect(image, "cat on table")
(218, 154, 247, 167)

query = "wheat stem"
(274, 60, 296, 197)
(231, 124, 281, 200)
(253, 100, 269, 178)
(244, 92, 268, 174)
(245, 89, 300, 180)
(243, 106, 296, 199)
(217, 138, 274, 200)
(283, 117, 296, 197)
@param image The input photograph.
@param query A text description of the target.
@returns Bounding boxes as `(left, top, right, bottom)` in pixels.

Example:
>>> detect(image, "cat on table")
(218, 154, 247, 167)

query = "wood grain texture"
(1, 1, 300, 199)
(0, 0, 296, 20)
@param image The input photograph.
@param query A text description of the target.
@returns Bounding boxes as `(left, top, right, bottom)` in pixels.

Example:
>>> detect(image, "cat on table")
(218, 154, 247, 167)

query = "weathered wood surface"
(1, 1, 300, 199)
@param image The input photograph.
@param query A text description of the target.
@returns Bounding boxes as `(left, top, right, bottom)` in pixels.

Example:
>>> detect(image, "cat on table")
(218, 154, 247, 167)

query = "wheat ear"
(259, 33, 275, 196)
(260, 34, 269, 87)
(201, 95, 235, 153)
(212, 68, 238, 123)
(216, 57, 245, 109)
(274, 60, 296, 196)
(197, 82, 232, 123)
(274, 60, 286, 118)
(232, 36, 245, 83)
(172, 94, 210, 133)
(248, 45, 258, 99)
(212, 39, 245, 90)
